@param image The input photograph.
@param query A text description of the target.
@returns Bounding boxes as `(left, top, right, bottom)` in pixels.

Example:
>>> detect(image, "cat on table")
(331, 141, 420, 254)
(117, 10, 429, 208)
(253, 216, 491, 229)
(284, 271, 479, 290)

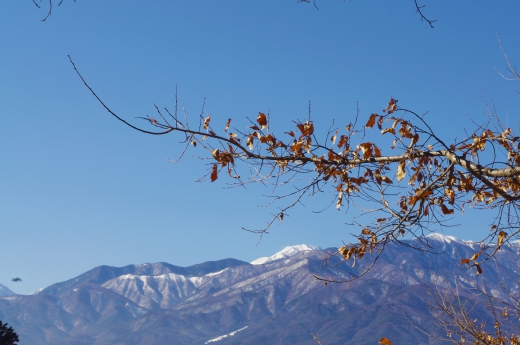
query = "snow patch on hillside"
(251, 244, 320, 265)
(205, 326, 248, 344)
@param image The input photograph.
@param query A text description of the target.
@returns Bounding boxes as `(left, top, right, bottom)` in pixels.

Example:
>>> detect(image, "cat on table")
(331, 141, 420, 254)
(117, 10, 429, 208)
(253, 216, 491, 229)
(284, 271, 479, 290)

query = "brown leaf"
(211, 148, 220, 161)
(397, 160, 406, 182)
(409, 133, 419, 148)
(381, 176, 393, 184)
(366, 114, 378, 128)
(224, 118, 232, 132)
(440, 204, 454, 215)
(297, 121, 314, 136)
(469, 252, 479, 261)
(380, 337, 393, 345)
(336, 191, 343, 210)
(461, 259, 470, 265)
(475, 262, 483, 275)
(246, 134, 255, 150)
(359, 143, 373, 159)
(203, 116, 211, 130)
(257, 112, 267, 129)
(377, 116, 384, 130)
(382, 98, 398, 114)
(381, 127, 396, 135)
(210, 164, 218, 182)
(498, 231, 507, 247)
(373, 145, 382, 157)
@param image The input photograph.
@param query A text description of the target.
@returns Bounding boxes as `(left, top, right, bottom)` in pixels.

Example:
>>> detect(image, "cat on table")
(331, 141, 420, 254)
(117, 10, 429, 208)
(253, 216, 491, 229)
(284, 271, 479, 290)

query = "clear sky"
(2, 1, 520, 294)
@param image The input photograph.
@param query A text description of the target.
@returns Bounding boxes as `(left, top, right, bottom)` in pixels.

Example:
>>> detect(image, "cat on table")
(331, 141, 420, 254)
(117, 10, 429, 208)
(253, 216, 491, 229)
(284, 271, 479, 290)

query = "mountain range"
(1, 234, 519, 345)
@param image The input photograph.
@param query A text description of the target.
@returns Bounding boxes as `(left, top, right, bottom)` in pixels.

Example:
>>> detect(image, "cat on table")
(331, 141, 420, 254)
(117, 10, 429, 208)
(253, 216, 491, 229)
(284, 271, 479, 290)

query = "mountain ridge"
(1, 233, 518, 345)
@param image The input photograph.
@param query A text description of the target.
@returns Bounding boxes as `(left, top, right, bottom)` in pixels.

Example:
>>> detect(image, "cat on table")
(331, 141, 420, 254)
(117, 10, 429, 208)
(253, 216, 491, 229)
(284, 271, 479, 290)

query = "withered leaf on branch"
(379, 337, 393, 345)
(68, 55, 520, 285)
(210, 164, 218, 182)
(257, 112, 267, 129)
(397, 160, 406, 182)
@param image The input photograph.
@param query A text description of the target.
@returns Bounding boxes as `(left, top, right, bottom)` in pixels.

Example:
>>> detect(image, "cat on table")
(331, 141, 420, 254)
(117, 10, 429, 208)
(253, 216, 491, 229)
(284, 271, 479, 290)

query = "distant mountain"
(250, 244, 320, 265)
(1, 234, 518, 345)
(0, 283, 16, 297)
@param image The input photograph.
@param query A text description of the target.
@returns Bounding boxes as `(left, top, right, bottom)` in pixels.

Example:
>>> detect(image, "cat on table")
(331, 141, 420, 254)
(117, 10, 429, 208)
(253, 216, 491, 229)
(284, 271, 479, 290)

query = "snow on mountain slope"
(250, 244, 320, 265)
(0, 283, 16, 296)
(102, 272, 205, 309)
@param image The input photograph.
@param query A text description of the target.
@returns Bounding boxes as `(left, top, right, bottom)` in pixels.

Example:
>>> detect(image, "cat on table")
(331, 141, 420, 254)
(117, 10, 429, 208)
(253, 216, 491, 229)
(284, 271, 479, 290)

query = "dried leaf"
(461, 259, 470, 265)
(366, 114, 378, 128)
(211, 148, 220, 161)
(373, 145, 382, 157)
(380, 337, 393, 345)
(381, 127, 396, 135)
(210, 164, 218, 182)
(382, 98, 398, 114)
(247, 134, 255, 150)
(397, 160, 406, 182)
(336, 191, 343, 210)
(203, 116, 211, 130)
(257, 112, 267, 129)
(475, 262, 483, 275)
(224, 118, 232, 132)
(440, 204, 454, 215)
(498, 231, 507, 247)
(469, 252, 479, 261)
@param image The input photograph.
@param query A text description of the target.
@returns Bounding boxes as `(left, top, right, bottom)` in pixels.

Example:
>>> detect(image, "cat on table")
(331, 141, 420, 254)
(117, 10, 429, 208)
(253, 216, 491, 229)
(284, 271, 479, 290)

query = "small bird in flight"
(12, 277, 22, 282)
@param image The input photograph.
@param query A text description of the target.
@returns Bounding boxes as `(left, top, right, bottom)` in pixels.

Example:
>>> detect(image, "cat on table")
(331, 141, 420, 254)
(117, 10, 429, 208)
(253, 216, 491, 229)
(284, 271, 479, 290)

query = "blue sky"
(2, 1, 520, 294)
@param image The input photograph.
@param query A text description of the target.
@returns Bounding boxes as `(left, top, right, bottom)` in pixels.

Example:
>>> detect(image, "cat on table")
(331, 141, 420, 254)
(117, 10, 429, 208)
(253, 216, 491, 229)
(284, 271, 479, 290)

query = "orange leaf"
(461, 259, 470, 265)
(257, 112, 267, 129)
(366, 114, 378, 128)
(380, 338, 393, 345)
(475, 262, 483, 275)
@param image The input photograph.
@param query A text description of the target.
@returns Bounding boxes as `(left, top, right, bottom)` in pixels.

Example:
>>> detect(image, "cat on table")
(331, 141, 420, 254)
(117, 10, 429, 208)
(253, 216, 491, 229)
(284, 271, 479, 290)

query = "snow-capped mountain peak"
(425, 233, 466, 244)
(251, 244, 320, 265)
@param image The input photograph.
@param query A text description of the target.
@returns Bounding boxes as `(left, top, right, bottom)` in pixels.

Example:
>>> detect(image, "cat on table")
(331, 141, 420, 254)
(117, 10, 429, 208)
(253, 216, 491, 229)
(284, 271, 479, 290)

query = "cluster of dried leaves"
(140, 94, 520, 279)
(71, 50, 520, 279)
